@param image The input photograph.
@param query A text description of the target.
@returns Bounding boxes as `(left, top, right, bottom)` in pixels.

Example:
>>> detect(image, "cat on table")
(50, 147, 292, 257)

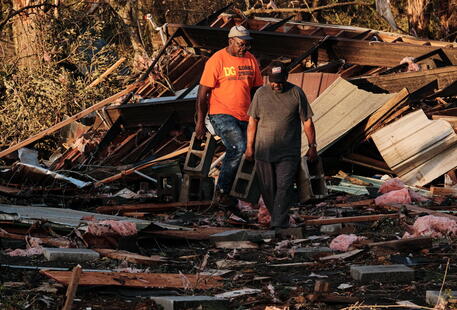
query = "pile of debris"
(1, 9, 457, 310)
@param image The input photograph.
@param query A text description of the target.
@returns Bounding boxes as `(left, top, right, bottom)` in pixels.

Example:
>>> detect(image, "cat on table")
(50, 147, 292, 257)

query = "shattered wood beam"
(0, 83, 138, 159)
(167, 24, 457, 67)
(243, 2, 371, 15)
(388, 204, 457, 221)
(94, 147, 189, 186)
(287, 35, 330, 72)
(0, 228, 71, 248)
(40, 270, 223, 289)
(306, 213, 399, 225)
(368, 236, 432, 250)
(86, 57, 126, 89)
(62, 265, 82, 310)
(96, 201, 212, 214)
(94, 249, 166, 264)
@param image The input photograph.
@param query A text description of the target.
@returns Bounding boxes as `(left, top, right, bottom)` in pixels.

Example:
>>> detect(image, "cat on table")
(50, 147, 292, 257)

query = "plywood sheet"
(372, 109, 457, 186)
(301, 77, 396, 155)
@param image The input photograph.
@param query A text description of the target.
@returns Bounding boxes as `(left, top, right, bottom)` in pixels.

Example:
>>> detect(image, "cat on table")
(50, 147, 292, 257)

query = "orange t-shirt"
(200, 49, 263, 121)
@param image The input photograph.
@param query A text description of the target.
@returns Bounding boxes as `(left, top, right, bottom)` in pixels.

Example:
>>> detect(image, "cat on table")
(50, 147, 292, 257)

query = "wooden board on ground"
(96, 201, 212, 214)
(368, 237, 433, 250)
(94, 249, 167, 264)
(372, 109, 457, 186)
(306, 214, 399, 225)
(40, 270, 223, 289)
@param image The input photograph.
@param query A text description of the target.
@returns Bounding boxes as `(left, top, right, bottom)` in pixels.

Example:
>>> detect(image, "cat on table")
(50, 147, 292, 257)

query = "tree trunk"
(407, 0, 430, 37)
(12, 0, 46, 70)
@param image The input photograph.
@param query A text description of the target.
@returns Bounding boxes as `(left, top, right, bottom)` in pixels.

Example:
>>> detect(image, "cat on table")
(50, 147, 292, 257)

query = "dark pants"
(208, 114, 247, 194)
(255, 159, 299, 228)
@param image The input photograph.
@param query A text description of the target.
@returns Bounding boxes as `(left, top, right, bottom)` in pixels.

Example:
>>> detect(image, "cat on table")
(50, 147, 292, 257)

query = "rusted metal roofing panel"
(301, 77, 396, 155)
(287, 72, 340, 103)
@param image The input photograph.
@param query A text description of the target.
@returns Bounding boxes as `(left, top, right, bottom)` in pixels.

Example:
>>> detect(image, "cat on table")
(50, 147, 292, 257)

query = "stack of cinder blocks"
(297, 156, 328, 202)
(179, 132, 216, 202)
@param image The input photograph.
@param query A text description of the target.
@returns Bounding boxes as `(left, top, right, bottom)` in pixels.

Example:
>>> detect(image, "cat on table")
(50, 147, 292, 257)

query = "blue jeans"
(208, 114, 247, 194)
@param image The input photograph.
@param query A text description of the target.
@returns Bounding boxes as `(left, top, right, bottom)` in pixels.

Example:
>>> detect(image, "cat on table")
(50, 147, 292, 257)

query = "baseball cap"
(228, 25, 253, 40)
(268, 62, 288, 83)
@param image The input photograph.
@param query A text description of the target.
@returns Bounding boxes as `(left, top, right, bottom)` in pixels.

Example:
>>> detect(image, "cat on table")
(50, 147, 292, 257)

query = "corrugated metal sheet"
(302, 77, 396, 155)
(0, 204, 151, 231)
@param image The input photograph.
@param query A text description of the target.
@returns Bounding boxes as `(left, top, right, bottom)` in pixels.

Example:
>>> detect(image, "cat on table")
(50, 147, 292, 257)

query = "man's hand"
(195, 121, 207, 140)
(245, 147, 254, 161)
(306, 145, 318, 162)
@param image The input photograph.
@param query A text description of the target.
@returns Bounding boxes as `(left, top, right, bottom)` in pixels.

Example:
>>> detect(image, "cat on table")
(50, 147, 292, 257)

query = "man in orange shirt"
(196, 25, 263, 207)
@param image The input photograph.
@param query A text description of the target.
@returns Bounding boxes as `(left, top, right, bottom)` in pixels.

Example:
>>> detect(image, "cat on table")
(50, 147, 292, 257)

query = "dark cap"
(268, 62, 288, 83)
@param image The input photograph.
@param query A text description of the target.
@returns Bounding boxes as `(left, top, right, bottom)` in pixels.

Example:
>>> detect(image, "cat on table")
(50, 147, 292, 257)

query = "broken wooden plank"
(62, 265, 82, 310)
(431, 186, 457, 197)
(334, 199, 375, 208)
(306, 214, 399, 225)
(86, 57, 126, 89)
(96, 200, 212, 214)
(319, 249, 364, 261)
(40, 270, 223, 289)
(148, 227, 240, 241)
(0, 185, 21, 195)
(341, 153, 393, 174)
(372, 109, 457, 186)
(215, 241, 259, 249)
(94, 249, 166, 264)
(388, 204, 457, 221)
(368, 236, 432, 250)
(0, 83, 139, 159)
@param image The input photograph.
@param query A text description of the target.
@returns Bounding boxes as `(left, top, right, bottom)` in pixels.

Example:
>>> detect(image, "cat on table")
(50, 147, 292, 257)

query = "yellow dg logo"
(223, 66, 236, 77)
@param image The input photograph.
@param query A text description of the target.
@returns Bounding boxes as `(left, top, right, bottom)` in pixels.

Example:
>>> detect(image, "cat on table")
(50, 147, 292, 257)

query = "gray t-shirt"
(248, 82, 313, 162)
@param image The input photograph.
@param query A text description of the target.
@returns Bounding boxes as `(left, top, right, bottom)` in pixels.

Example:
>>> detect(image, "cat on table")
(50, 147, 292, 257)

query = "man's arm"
(245, 116, 258, 161)
(303, 118, 317, 161)
(195, 85, 212, 139)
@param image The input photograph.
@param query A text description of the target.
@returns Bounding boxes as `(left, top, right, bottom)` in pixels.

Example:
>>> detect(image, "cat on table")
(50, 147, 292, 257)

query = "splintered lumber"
(361, 88, 409, 136)
(301, 78, 397, 156)
(372, 109, 457, 186)
(341, 153, 393, 174)
(0, 228, 71, 248)
(306, 213, 399, 225)
(334, 199, 375, 208)
(0, 185, 20, 194)
(148, 227, 240, 240)
(96, 200, 212, 214)
(431, 186, 457, 197)
(0, 83, 139, 159)
(62, 265, 82, 310)
(95, 147, 189, 186)
(40, 270, 223, 289)
(94, 249, 166, 264)
(86, 57, 126, 89)
(215, 241, 259, 249)
(390, 204, 457, 221)
(368, 236, 432, 250)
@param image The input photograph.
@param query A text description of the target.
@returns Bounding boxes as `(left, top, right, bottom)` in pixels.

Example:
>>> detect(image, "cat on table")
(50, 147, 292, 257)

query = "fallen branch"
(243, 2, 372, 16)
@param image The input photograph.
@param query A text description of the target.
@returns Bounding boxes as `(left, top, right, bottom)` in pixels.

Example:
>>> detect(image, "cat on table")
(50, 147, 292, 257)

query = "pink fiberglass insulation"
(379, 178, 406, 193)
(7, 247, 43, 257)
(329, 234, 365, 251)
(375, 188, 412, 206)
(403, 215, 457, 238)
(258, 198, 271, 226)
(87, 220, 137, 236)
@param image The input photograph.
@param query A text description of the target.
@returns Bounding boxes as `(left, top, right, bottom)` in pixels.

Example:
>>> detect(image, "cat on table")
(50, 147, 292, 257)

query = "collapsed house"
(1, 9, 457, 310)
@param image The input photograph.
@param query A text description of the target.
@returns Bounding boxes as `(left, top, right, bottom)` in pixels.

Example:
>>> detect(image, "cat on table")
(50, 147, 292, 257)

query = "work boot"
(213, 189, 249, 221)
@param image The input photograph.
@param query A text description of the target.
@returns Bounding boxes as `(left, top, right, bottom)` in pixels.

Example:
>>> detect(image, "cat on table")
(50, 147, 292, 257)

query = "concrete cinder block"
(151, 296, 228, 310)
(320, 224, 343, 235)
(350, 264, 414, 283)
(230, 156, 260, 203)
(295, 247, 333, 259)
(43, 248, 99, 263)
(426, 290, 457, 306)
(183, 132, 216, 177)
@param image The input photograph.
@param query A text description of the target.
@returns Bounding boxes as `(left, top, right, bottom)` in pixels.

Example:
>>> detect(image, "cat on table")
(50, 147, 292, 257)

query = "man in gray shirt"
(245, 61, 317, 229)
